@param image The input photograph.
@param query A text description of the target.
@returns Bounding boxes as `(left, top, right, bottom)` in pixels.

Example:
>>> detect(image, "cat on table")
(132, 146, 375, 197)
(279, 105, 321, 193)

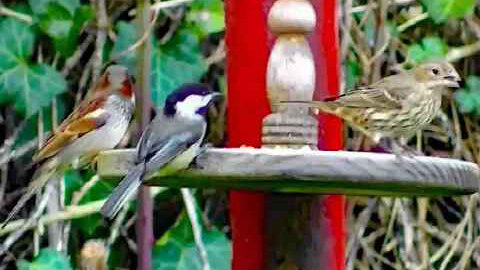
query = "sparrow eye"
(431, 68, 439, 75)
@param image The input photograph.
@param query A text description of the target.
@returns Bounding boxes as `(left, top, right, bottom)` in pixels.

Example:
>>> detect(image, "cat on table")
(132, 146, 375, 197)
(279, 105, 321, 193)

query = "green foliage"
(112, 22, 207, 107)
(0, 0, 228, 267)
(15, 98, 66, 147)
(29, 0, 79, 15)
(346, 58, 361, 90)
(0, 17, 67, 116)
(111, 21, 137, 71)
(151, 27, 207, 106)
(187, 0, 225, 37)
(30, 0, 93, 56)
(455, 76, 480, 115)
(17, 248, 72, 270)
(153, 212, 231, 270)
(64, 170, 113, 236)
(422, 0, 476, 23)
(407, 36, 447, 63)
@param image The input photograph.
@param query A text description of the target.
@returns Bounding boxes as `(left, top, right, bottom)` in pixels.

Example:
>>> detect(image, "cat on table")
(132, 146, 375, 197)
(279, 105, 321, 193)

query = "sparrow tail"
(1, 161, 58, 228)
(100, 163, 145, 219)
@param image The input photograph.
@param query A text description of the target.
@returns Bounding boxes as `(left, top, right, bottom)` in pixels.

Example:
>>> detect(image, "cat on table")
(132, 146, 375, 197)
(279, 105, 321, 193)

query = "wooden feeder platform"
(97, 148, 479, 196)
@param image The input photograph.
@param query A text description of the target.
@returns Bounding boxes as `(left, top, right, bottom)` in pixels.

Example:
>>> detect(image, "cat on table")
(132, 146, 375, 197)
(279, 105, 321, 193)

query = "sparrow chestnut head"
(105, 65, 135, 100)
(163, 84, 221, 119)
(412, 61, 461, 88)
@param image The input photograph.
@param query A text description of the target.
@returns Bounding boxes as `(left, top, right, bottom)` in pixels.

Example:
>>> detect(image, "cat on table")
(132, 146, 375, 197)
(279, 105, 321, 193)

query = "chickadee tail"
(1, 162, 57, 228)
(100, 164, 145, 219)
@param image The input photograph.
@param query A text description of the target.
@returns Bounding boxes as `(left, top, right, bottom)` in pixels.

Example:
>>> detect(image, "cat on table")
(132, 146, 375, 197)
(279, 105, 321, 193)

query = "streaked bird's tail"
(1, 160, 58, 228)
(101, 164, 145, 219)
(278, 100, 337, 114)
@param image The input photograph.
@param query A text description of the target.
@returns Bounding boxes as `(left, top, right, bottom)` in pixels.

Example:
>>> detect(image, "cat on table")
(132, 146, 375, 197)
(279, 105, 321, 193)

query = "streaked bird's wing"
(329, 73, 416, 110)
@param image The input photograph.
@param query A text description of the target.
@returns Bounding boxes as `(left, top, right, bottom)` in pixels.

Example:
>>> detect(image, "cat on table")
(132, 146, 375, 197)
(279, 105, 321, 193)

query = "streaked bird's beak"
(443, 72, 461, 88)
(208, 92, 223, 102)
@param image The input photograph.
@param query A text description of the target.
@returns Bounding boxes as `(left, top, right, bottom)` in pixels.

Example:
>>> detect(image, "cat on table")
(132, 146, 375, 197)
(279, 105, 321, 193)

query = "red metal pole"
(226, 0, 344, 269)
(310, 0, 345, 269)
(226, 0, 273, 269)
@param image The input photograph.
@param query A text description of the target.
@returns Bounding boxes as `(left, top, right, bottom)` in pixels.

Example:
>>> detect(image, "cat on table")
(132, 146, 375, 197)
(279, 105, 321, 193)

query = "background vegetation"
(0, 0, 227, 269)
(342, 0, 480, 269)
(0, 0, 479, 269)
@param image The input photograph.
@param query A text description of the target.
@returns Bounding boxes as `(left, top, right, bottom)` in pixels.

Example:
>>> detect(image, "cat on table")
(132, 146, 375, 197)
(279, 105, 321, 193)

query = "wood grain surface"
(97, 148, 480, 196)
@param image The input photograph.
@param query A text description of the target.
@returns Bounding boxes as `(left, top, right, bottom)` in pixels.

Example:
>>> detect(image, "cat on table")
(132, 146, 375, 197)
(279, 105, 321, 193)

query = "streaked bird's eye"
(431, 68, 439, 75)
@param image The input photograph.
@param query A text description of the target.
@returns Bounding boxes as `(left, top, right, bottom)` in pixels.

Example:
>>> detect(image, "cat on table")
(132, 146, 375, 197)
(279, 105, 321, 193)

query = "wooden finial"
(262, 0, 318, 149)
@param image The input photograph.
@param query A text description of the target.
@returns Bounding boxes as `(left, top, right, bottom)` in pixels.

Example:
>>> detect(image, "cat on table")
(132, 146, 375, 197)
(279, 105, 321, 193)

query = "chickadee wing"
(144, 131, 203, 172)
(100, 130, 203, 219)
(136, 121, 155, 162)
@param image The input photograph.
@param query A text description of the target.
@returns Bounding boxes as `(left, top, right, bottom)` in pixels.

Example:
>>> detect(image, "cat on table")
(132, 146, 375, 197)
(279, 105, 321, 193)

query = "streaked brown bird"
(283, 61, 461, 153)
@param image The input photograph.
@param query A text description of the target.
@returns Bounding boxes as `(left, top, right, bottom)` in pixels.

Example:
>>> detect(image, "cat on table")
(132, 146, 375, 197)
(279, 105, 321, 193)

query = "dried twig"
(181, 188, 210, 270)
(0, 199, 105, 237)
(62, 35, 95, 76)
(397, 13, 428, 33)
(347, 199, 377, 270)
(0, 6, 32, 23)
(0, 187, 51, 256)
(92, 0, 108, 81)
(151, 0, 195, 11)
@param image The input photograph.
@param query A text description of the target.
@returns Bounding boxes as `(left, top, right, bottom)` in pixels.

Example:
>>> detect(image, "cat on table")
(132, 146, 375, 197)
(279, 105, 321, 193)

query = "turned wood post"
(262, 0, 317, 149)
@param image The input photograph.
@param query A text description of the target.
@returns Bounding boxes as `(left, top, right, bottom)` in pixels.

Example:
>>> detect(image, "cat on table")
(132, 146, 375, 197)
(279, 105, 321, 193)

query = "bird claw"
(378, 138, 423, 158)
(391, 142, 423, 158)
(90, 156, 98, 170)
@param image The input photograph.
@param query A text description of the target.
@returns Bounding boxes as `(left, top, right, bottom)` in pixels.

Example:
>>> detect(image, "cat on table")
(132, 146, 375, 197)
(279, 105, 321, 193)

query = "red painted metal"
(310, 1, 345, 269)
(226, 0, 273, 269)
(226, 0, 344, 269)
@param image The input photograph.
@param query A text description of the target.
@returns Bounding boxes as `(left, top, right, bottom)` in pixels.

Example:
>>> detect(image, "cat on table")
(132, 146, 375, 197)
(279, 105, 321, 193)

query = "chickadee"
(101, 84, 221, 219)
(2, 65, 135, 227)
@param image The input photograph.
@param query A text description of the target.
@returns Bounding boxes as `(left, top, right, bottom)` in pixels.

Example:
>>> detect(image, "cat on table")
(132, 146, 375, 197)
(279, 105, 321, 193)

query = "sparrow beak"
(443, 72, 461, 88)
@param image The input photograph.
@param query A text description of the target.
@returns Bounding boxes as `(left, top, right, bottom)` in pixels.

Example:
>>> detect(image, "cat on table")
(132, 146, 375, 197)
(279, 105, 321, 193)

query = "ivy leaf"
(38, 3, 72, 37)
(29, 0, 79, 16)
(112, 22, 207, 108)
(151, 27, 207, 107)
(0, 64, 67, 117)
(346, 58, 361, 90)
(187, 0, 225, 36)
(407, 36, 447, 63)
(0, 18, 34, 69)
(110, 21, 138, 70)
(17, 248, 72, 270)
(31, 0, 93, 56)
(455, 76, 480, 115)
(152, 198, 231, 270)
(422, 0, 476, 23)
(0, 18, 67, 116)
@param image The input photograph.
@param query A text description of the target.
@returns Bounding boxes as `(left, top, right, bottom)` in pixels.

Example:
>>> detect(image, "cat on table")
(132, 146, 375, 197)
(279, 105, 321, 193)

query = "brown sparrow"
(2, 65, 135, 226)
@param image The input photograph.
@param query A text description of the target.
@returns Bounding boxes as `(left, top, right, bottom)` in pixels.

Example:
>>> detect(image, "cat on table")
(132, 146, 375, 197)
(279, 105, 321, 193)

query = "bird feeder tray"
(97, 148, 479, 196)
